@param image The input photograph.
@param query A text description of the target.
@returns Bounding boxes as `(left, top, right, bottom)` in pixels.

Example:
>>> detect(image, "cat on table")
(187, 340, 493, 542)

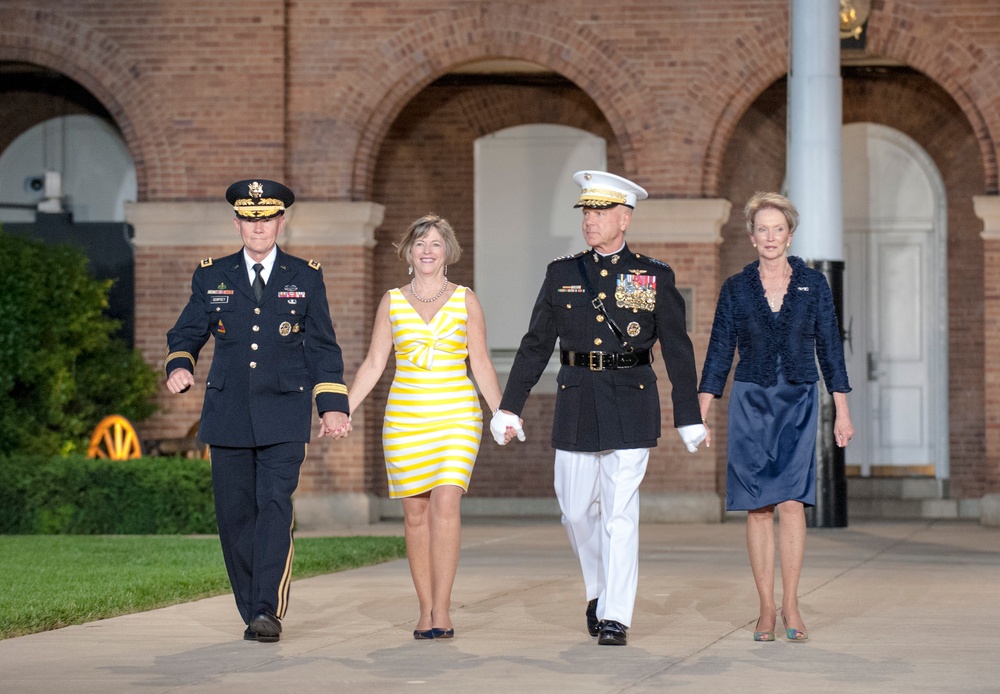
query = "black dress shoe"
(243, 626, 257, 641)
(597, 620, 628, 646)
(586, 599, 600, 637)
(413, 629, 435, 640)
(250, 611, 282, 643)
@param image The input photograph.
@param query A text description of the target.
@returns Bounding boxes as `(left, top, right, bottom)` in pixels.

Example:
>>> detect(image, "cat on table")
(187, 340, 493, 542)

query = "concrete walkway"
(2, 520, 999, 693)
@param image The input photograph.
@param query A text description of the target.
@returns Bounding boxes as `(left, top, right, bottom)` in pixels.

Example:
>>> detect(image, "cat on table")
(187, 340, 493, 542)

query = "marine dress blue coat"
(699, 256, 851, 398)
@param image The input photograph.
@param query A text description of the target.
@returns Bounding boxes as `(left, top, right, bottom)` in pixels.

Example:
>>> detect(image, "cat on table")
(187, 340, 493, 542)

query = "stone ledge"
(980, 494, 1000, 527)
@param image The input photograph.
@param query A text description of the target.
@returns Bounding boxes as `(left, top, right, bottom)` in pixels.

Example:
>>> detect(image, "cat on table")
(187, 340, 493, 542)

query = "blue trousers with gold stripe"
(209, 442, 304, 625)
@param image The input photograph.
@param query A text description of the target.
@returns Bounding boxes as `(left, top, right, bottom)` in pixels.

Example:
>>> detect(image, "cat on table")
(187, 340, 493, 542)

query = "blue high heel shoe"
(782, 615, 809, 641)
(753, 616, 775, 642)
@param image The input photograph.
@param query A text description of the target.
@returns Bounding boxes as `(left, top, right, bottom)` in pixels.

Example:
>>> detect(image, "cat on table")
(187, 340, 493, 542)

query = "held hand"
(490, 410, 525, 445)
(677, 423, 707, 453)
(319, 411, 351, 439)
(166, 368, 195, 394)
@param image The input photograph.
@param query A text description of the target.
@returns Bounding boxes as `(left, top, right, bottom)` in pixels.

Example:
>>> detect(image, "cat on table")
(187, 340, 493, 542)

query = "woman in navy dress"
(698, 192, 854, 642)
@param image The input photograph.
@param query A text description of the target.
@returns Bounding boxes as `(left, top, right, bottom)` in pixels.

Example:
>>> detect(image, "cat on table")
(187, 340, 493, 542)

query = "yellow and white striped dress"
(383, 286, 483, 498)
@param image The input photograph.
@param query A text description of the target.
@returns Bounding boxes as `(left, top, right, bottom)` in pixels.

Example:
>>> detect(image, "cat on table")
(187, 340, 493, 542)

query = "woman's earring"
(408, 265, 413, 276)
(444, 265, 448, 277)
(753, 243, 758, 248)
(786, 242, 791, 248)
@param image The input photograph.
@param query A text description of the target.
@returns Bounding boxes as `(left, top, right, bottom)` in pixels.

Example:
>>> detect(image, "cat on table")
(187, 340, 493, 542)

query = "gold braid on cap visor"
(576, 187, 628, 206)
(233, 197, 285, 219)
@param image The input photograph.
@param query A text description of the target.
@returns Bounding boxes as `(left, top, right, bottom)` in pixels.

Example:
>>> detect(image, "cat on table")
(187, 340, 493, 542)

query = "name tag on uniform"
(210, 296, 229, 304)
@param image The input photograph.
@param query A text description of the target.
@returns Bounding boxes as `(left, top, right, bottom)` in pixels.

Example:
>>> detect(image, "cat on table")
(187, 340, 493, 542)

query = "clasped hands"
(318, 411, 352, 439)
(490, 410, 525, 445)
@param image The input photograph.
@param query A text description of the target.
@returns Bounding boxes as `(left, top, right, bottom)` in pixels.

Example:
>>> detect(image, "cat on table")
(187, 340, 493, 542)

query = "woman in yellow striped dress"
(347, 214, 507, 640)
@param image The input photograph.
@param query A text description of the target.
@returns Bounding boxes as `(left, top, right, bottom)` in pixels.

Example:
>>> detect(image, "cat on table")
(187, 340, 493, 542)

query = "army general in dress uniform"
(165, 179, 350, 643)
(491, 171, 707, 646)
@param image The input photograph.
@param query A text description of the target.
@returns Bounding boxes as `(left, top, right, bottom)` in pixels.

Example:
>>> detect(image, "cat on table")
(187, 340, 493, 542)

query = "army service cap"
(573, 170, 648, 209)
(226, 179, 295, 221)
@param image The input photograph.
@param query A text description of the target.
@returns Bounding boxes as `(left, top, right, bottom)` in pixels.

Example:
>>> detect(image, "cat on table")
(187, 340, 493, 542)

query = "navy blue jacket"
(165, 247, 348, 447)
(501, 244, 702, 452)
(699, 256, 851, 397)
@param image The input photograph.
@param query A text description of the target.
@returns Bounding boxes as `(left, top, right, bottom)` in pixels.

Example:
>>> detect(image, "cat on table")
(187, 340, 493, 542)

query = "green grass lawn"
(0, 534, 406, 639)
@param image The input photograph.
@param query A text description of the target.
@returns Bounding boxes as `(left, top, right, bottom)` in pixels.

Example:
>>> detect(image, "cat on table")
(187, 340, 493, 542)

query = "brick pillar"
(127, 200, 384, 529)
(626, 198, 731, 522)
(974, 195, 1000, 496)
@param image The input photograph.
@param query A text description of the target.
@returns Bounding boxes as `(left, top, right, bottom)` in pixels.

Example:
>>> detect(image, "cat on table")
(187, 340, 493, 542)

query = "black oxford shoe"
(597, 620, 628, 646)
(586, 599, 600, 637)
(250, 610, 282, 643)
(243, 626, 257, 641)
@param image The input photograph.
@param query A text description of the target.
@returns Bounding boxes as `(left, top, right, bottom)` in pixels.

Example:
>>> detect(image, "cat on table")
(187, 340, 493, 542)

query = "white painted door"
(841, 124, 947, 477)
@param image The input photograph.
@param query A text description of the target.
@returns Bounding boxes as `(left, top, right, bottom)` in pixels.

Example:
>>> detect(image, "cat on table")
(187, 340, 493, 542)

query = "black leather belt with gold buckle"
(560, 349, 652, 371)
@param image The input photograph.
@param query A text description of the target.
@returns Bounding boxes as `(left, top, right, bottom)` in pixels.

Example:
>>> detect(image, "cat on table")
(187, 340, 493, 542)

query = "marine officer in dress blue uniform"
(165, 179, 351, 643)
(491, 171, 707, 646)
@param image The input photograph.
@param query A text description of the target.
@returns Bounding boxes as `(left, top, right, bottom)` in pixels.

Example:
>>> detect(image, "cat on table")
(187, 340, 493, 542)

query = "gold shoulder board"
(200, 257, 214, 267)
(308, 259, 321, 270)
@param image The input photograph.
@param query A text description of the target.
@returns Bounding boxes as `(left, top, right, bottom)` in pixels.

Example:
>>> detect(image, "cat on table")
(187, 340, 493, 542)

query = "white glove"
(677, 424, 707, 453)
(490, 410, 525, 445)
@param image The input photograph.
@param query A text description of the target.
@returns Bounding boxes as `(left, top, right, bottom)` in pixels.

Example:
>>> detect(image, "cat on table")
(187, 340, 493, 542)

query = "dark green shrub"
(0, 232, 158, 456)
(0, 455, 216, 535)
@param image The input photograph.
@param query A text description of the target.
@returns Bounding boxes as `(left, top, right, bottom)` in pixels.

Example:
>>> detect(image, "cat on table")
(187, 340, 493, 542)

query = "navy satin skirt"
(726, 367, 818, 511)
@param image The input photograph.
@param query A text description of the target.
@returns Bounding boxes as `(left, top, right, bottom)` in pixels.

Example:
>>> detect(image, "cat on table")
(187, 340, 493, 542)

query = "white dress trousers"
(553, 447, 649, 628)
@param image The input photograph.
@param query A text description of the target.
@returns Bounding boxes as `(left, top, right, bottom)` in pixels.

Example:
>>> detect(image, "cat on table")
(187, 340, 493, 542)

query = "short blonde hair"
(744, 192, 799, 236)
(395, 214, 463, 266)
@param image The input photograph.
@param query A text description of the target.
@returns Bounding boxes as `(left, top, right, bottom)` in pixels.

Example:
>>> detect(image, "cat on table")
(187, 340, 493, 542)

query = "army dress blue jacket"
(500, 244, 702, 452)
(165, 247, 348, 448)
(699, 256, 851, 397)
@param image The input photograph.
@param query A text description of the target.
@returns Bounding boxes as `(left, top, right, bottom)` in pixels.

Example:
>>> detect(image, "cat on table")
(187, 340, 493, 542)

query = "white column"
(787, 0, 843, 260)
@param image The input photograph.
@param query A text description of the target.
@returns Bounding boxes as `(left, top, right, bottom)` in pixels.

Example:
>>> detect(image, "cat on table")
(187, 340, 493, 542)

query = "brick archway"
(866, 1, 1000, 193)
(0, 7, 185, 200)
(698, 1, 1000, 197)
(331, 2, 659, 201)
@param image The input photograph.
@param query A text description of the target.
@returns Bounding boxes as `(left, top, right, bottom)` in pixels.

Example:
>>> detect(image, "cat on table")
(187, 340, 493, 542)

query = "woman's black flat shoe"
(413, 629, 435, 640)
(430, 627, 454, 639)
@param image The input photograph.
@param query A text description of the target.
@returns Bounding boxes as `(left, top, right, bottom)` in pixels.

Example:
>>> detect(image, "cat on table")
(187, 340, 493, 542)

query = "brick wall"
(3, 0, 1000, 507)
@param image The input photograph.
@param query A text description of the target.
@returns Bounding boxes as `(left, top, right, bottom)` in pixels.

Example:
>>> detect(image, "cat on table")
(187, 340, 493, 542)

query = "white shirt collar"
(596, 242, 626, 257)
(244, 246, 278, 284)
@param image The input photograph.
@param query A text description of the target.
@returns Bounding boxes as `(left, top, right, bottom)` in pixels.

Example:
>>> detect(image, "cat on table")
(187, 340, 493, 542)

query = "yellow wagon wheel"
(87, 415, 143, 460)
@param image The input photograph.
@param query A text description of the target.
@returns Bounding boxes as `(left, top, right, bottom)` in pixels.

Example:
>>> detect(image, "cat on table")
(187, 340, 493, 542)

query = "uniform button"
(594, 338, 603, 346)
(598, 292, 606, 300)
(290, 310, 296, 315)
(252, 325, 260, 332)
(215, 307, 221, 312)
(566, 304, 572, 309)
(299, 386, 304, 391)
(600, 269, 608, 277)
(639, 384, 645, 390)
(254, 308, 261, 315)
(596, 315, 605, 323)
(251, 343, 258, 350)
(561, 384, 566, 390)
(250, 361, 257, 368)
(633, 308, 639, 313)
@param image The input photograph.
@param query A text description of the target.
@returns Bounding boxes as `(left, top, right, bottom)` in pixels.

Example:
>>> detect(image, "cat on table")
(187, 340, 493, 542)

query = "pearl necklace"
(410, 278, 449, 303)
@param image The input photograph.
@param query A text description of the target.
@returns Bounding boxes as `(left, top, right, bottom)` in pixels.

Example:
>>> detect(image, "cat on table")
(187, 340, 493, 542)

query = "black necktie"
(252, 263, 265, 302)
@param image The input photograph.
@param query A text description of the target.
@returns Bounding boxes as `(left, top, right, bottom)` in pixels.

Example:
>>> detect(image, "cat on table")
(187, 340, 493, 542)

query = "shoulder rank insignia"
(200, 257, 214, 268)
(550, 249, 589, 263)
(308, 259, 321, 270)
(633, 252, 670, 270)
